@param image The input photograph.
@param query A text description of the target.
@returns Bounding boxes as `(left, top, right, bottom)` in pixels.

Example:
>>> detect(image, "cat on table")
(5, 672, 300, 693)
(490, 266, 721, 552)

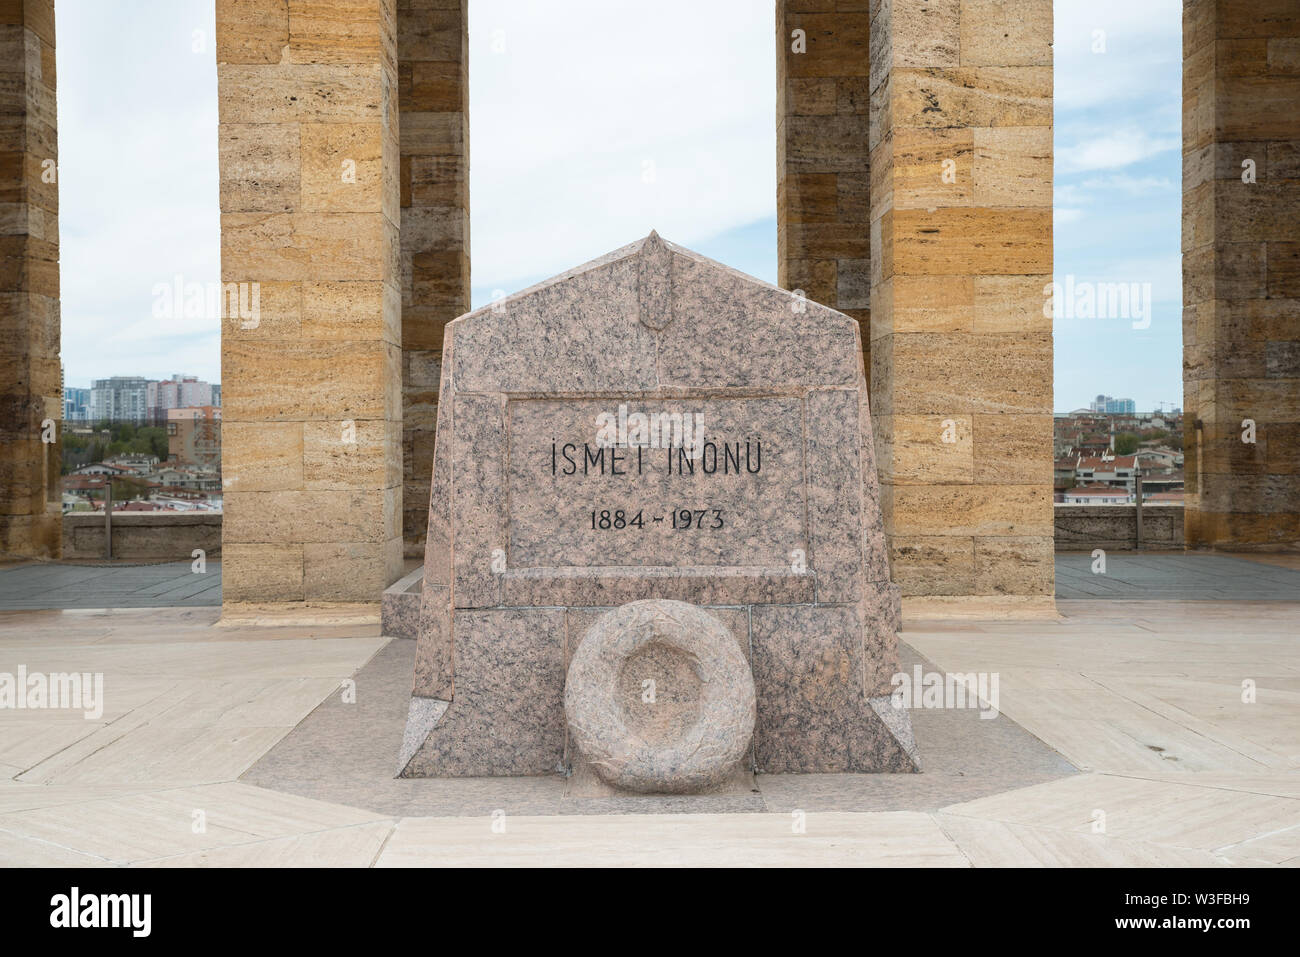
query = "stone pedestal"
(400, 234, 919, 787)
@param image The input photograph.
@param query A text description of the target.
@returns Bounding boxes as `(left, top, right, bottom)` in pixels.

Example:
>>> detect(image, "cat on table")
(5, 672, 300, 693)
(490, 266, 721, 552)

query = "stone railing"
(62, 512, 222, 561)
(1054, 504, 1184, 551)
(61, 508, 1180, 561)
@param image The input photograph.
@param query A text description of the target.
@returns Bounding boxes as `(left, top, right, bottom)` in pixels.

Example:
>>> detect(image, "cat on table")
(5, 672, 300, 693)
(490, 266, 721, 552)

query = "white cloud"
(468, 0, 774, 291)
(1057, 128, 1180, 174)
(58, 0, 220, 386)
(1053, 0, 1182, 111)
(1080, 174, 1177, 195)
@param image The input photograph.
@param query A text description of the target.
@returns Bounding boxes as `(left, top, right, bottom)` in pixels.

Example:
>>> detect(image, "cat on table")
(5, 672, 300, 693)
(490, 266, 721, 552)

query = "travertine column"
(0, 0, 60, 560)
(218, 0, 403, 608)
(776, 1, 871, 377)
(868, 0, 1054, 612)
(1183, 0, 1300, 549)
(398, 0, 468, 554)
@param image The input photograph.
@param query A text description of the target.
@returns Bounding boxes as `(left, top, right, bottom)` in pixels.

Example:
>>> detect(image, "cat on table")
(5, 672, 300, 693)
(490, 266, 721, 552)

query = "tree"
(139, 426, 168, 460)
(110, 476, 149, 502)
(1113, 432, 1140, 455)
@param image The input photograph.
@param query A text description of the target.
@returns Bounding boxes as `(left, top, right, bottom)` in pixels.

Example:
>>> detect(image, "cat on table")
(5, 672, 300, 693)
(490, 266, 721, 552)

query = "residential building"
(63, 386, 90, 422)
(167, 406, 222, 469)
(1089, 395, 1136, 415)
(68, 462, 132, 478)
(1136, 447, 1184, 470)
(146, 375, 216, 426)
(1062, 485, 1131, 505)
(1067, 454, 1140, 493)
(104, 454, 159, 474)
(90, 376, 150, 424)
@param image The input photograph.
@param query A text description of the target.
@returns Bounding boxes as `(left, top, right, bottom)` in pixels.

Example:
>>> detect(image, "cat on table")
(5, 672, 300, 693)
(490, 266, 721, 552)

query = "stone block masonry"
(1183, 0, 1300, 549)
(217, 0, 404, 608)
(0, 0, 61, 560)
(398, 0, 468, 556)
(868, 0, 1056, 613)
(777, 0, 872, 383)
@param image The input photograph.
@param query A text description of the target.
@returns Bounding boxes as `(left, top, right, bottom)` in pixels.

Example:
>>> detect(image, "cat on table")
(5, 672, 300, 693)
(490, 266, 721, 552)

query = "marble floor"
(1054, 551, 1300, 600)
(0, 560, 222, 609)
(240, 639, 1078, 817)
(0, 595, 1295, 866)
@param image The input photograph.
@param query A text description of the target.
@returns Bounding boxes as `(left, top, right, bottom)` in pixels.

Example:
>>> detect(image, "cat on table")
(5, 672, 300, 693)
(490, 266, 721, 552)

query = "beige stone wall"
(868, 0, 1055, 607)
(63, 512, 222, 561)
(1183, 0, 1300, 549)
(397, 0, 468, 555)
(217, 0, 404, 606)
(776, 1, 871, 378)
(0, 0, 60, 560)
(1055, 505, 1185, 552)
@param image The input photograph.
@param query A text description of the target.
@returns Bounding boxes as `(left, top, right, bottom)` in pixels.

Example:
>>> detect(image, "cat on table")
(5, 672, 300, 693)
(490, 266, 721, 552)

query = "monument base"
(397, 600, 920, 782)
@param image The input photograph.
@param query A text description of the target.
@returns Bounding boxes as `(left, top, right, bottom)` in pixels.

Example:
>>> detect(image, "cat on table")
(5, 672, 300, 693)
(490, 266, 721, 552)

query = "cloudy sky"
(56, 0, 1183, 412)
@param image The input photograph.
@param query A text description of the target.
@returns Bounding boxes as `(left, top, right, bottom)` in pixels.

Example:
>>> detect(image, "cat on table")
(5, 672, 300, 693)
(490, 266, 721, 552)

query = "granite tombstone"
(399, 233, 919, 791)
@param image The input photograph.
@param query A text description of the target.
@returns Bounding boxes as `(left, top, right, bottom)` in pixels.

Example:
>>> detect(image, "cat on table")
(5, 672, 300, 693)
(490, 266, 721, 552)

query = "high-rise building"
(1090, 394, 1136, 415)
(90, 377, 150, 424)
(146, 374, 216, 425)
(63, 387, 90, 422)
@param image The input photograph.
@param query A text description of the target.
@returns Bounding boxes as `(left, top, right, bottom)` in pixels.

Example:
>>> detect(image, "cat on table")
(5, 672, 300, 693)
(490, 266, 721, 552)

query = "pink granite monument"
(399, 233, 919, 791)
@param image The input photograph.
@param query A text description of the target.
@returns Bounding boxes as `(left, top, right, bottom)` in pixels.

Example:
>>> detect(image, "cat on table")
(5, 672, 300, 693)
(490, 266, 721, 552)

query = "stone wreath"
(564, 599, 756, 793)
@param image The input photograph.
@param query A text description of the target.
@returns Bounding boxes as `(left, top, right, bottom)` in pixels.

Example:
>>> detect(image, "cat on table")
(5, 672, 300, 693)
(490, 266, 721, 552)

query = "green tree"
(138, 426, 168, 460)
(110, 476, 150, 502)
(1113, 432, 1140, 455)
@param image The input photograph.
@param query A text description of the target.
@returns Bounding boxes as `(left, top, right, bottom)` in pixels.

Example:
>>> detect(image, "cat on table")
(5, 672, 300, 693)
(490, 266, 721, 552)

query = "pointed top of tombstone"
(446, 232, 861, 394)
(638, 230, 673, 330)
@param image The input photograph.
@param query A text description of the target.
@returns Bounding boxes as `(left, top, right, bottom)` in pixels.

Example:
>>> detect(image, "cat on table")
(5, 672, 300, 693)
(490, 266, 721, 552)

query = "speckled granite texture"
(400, 233, 919, 784)
(565, 600, 755, 793)
(381, 566, 423, 639)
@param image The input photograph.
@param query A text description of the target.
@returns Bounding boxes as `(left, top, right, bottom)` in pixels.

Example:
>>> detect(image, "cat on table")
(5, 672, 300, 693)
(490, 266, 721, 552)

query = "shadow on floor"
(0, 560, 221, 609)
(1055, 552, 1300, 600)
(241, 637, 1077, 817)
